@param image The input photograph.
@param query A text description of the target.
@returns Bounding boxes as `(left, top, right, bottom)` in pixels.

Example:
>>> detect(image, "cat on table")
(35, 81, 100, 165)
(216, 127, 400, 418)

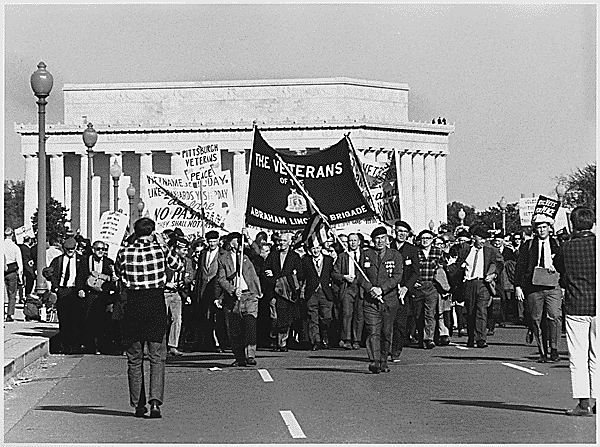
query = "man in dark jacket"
(49, 237, 89, 354)
(302, 240, 335, 350)
(390, 221, 420, 360)
(357, 226, 403, 374)
(515, 214, 563, 362)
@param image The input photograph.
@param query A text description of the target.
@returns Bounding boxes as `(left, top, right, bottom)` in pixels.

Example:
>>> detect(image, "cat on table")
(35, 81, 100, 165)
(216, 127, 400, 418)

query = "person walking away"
(83, 240, 118, 354)
(116, 218, 184, 419)
(357, 227, 403, 373)
(555, 207, 596, 416)
(515, 214, 563, 362)
(215, 232, 262, 366)
(49, 238, 89, 353)
(332, 233, 365, 350)
(4, 227, 23, 322)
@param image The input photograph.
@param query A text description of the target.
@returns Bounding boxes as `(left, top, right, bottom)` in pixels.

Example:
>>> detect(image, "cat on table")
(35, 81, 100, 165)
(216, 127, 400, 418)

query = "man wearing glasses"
(49, 238, 89, 354)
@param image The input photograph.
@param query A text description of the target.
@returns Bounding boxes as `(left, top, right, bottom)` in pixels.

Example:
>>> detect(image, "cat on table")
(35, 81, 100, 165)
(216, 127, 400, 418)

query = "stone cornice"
(62, 77, 410, 92)
(15, 119, 455, 137)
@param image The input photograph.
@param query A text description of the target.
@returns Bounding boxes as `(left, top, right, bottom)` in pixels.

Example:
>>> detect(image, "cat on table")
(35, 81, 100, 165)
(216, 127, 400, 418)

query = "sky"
(3, 3, 596, 211)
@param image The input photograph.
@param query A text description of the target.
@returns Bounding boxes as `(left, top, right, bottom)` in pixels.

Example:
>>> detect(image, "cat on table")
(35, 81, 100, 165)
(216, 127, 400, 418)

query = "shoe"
(498, 322, 506, 328)
(4, 316, 14, 322)
(270, 344, 278, 352)
(342, 341, 352, 350)
(245, 357, 257, 366)
(338, 340, 345, 348)
(380, 365, 391, 373)
(352, 342, 360, 350)
(279, 347, 288, 352)
(565, 404, 594, 417)
(95, 350, 101, 355)
(149, 402, 161, 419)
(476, 341, 488, 348)
(311, 343, 320, 351)
(425, 341, 436, 349)
(466, 340, 475, 348)
(168, 348, 183, 356)
(368, 363, 381, 374)
(321, 341, 330, 349)
(550, 349, 560, 362)
(526, 330, 534, 345)
(230, 360, 246, 367)
(215, 346, 224, 353)
(134, 405, 147, 418)
(391, 357, 402, 363)
(439, 336, 450, 346)
(487, 329, 495, 336)
(537, 354, 548, 363)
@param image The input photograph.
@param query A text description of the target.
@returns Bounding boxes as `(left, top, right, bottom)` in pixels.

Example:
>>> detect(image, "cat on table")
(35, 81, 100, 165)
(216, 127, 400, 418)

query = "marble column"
(232, 150, 248, 211)
(436, 154, 448, 225)
(170, 151, 186, 177)
(399, 151, 414, 228)
(79, 153, 89, 237)
(109, 152, 123, 213)
(64, 177, 72, 224)
(24, 154, 38, 226)
(412, 153, 426, 233)
(424, 153, 437, 230)
(49, 154, 65, 205)
(139, 151, 153, 202)
(91, 176, 101, 240)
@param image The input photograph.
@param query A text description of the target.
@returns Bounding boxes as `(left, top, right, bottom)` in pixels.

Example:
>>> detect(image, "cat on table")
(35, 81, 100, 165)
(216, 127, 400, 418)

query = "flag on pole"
(300, 213, 330, 247)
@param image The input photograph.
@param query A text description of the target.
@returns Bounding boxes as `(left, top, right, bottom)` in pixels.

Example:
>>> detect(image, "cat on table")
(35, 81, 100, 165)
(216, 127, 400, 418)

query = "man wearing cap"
(332, 233, 365, 350)
(390, 221, 420, 360)
(357, 226, 403, 373)
(196, 230, 226, 352)
(4, 227, 23, 322)
(555, 206, 596, 416)
(164, 229, 194, 356)
(215, 232, 262, 366)
(49, 237, 89, 353)
(116, 218, 184, 418)
(450, 226, 504, 348)
(515, 214, 563, 362)
(302, 239, 335, 351)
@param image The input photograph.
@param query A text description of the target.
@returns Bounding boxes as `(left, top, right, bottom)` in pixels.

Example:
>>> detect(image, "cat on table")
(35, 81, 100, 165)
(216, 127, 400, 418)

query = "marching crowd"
(3, 206, 595, 419)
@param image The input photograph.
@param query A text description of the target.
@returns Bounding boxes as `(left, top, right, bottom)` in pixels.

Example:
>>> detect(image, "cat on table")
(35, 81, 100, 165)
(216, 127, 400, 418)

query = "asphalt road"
(4, 324, 597, 444)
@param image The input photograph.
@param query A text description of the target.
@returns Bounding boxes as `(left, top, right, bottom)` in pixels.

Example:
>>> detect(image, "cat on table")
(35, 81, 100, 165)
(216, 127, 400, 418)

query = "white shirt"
(538, 238, 554, 268)
(313, 254, 324, 274)
(4, 238, 23, 273)
(230, 251, 248, 291)
(464, 246, 484, 280)
(61, 254, 77, 288)
(348, 250, 359, 276)
(206, 247, 218, 269)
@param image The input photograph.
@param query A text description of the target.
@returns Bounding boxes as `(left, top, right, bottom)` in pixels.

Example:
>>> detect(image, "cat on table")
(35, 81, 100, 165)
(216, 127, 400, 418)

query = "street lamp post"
(556, 183, 567, 206)
(458, 208, 466, 227)
(498, 196, 507, 236)
(137, 200, 145, 219)
(82, 123, 98, 240)
(109, 160, 122, 211)
(31, 62, 53, 297)
(126, 183, 136, 231)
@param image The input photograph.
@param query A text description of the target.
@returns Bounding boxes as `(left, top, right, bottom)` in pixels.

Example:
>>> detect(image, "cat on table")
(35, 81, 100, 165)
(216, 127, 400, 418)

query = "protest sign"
(14, 226, 34, 245)
(533, 195, 560, 220)
(94, 210, 128, 260)
(181, 143, 221, 182)
(518, 197, 538, 226)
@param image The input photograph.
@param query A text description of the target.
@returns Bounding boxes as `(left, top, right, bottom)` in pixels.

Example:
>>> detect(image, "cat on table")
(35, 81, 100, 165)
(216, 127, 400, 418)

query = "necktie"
(316, 258, 322, 275)
(63, 257, 72, 287)
(540, 241, 546, 267)
(472, 249, 480, 279)
(349, 252, 356, 276)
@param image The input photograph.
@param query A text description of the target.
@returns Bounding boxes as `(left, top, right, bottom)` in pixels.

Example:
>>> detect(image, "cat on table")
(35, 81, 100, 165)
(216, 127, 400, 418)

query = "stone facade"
(16, 77, 453, 236)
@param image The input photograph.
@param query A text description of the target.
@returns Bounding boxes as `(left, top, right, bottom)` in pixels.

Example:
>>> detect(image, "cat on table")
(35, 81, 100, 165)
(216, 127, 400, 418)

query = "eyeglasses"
(420, 236, 434, 240)
(94, 247, 107, 252)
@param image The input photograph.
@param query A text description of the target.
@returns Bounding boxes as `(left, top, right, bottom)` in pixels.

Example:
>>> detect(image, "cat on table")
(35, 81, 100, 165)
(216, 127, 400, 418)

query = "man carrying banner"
(357, 227, 403, 374)
(263, 232, 304, 352)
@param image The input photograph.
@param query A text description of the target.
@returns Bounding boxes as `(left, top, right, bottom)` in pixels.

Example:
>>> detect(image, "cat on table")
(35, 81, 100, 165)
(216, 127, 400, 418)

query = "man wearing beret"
(515, 214, 563, 362)
(215, 232, 262, 366)
(49, 237, 89, 354)
(357, 226, 403, 373)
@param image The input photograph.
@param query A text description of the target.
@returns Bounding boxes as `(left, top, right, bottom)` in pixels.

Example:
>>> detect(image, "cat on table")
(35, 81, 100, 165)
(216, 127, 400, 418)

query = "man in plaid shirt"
(555, 206, 596, 417)
(116, 218, 184, 419)
(413, 229, 447, 349)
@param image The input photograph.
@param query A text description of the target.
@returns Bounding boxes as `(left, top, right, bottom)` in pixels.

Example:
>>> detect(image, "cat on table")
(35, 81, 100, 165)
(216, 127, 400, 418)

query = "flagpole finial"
(252, 119, 257, 127)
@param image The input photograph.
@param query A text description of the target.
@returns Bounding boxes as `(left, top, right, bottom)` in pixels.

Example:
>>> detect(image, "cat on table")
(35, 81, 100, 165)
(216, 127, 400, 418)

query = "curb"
(4, 336, 54, 383)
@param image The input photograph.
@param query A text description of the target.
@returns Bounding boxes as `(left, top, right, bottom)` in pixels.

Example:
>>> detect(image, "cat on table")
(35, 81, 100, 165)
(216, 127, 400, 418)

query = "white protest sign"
(14, 226, 34, 245)
(518, 197, 538, 226)
(94, 210, 128, 261)
(182, 143, 221, 182)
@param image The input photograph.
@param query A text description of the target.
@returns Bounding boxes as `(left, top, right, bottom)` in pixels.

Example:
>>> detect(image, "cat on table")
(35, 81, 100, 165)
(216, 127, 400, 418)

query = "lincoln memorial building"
(15, 77, 454, 236)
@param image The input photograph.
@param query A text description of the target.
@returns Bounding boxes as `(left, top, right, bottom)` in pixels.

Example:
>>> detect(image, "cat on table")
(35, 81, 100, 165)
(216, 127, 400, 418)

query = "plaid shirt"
(418, 246, 444, 282)
(556, 230, 596, 316)
(116, 238, 183, 290)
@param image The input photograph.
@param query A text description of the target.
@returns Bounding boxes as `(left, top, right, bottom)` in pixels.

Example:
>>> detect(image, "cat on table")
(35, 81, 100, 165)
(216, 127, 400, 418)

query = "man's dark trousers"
(56, 286, 84, 353)
(391, 294, 410, 357)
(341, 283, 363, 344)
(463, 279, 490, 344)
(363, 298, 399, 367)
(306, 288, 332, 345)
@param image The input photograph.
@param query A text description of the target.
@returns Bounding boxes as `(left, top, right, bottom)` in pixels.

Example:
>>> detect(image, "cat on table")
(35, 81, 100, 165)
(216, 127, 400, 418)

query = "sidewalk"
(4, 303, 59, 383)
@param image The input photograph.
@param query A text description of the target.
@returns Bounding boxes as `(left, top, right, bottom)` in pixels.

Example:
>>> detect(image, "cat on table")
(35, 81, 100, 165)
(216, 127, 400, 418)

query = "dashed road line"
(258, 369, 273, 382)
(502, 362, 545, 376)
(449, 343, 469, 350)
(280, 410, 306, 438)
